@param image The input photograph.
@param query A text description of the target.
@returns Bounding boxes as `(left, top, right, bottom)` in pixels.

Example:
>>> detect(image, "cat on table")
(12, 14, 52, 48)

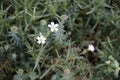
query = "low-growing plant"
(0, 0, 120, 80)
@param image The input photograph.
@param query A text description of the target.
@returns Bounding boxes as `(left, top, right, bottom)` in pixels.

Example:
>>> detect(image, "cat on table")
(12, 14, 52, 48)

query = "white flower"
(36, 33, 46, 45)
(48, 22, 59, 32)
(88, 44, 95, 52)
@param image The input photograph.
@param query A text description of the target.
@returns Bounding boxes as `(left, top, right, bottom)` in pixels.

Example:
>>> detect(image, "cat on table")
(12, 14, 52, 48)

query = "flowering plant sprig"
(36, 22, 59, 45)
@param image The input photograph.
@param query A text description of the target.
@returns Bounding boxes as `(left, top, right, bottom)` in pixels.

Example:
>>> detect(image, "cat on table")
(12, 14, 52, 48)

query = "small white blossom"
(88, 44, 95, 52)
(36, 33, 46, 45)
(48, 22, 59, 32)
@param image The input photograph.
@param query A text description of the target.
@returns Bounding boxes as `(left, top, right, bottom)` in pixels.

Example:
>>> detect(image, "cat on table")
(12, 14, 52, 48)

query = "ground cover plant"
(0, 0, 120, 80)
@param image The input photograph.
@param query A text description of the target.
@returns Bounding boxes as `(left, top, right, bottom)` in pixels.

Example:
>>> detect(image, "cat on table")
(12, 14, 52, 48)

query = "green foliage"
(0, 60, 14, 80)
(0, 0, 120, 80)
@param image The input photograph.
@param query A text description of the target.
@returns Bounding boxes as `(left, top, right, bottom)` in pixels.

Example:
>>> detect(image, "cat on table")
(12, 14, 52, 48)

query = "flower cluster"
(36, 22, 59, 45)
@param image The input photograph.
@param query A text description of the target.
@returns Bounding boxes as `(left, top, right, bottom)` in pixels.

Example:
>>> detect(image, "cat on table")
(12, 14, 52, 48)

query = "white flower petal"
(50, 28, 54, 32)
(44, 38, 46, 40)
(51, 22, 54, 26)
(42, 41, 45, 44)
(37, 40, 41, 44)
(55, 24, 59, 27)
(36, 36, 40, 40)
(48, 24, 51, 28)
(55, 28, 58, 31)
